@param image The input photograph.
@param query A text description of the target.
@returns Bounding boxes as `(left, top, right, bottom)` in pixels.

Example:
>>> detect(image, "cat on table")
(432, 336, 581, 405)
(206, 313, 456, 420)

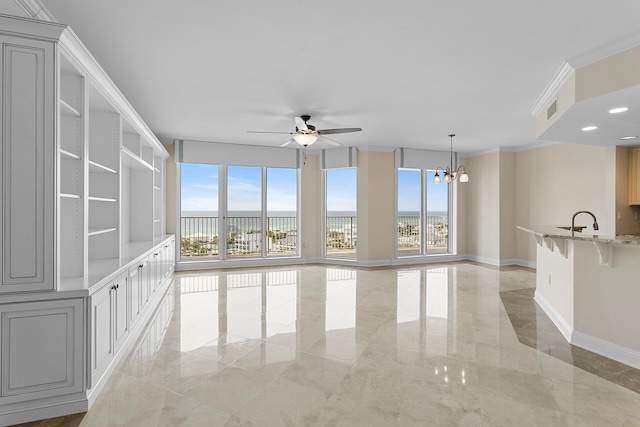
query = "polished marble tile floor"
(13, 263, 640, 426)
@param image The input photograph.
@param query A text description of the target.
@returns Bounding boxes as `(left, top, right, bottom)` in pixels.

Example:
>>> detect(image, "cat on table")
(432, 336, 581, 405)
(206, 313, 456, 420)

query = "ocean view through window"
(180, 164, 300, 259)
(325, 168, 357, 259)
(397, 169, 449, 256)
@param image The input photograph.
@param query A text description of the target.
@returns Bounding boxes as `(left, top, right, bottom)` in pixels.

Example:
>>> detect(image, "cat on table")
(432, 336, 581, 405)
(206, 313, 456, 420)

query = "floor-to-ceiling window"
(180, 163, 219, 259)
(426, 171, 449, 254)
(179, 163, 299, 261)
(396, 169, 450, 256)
(397, 169, 422, 256)
(227, 166, 262, 258)
(266, 167, 298, 256)
(325, 168, 357, 259)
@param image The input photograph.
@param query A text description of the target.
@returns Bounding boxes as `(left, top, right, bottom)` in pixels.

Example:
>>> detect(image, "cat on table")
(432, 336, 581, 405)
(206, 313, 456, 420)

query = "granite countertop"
(517, 225, 640, 245)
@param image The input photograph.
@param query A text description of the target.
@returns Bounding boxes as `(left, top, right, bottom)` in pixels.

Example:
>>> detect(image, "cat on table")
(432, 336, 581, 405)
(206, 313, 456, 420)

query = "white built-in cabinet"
(0, 14, 175, 425)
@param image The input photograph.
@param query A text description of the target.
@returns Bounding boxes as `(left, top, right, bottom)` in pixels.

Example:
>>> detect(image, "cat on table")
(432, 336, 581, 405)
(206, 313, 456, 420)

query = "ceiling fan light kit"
(248, 115, 362, 148)
(293, 133, 318, 146)
(433, 134, 469, 184)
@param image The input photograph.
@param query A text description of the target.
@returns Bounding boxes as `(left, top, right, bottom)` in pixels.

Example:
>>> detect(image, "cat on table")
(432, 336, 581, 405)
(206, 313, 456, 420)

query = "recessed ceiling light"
(620, 136, 638, 140)
(582, 126, 598, 131)
(609, 107, 629, 114)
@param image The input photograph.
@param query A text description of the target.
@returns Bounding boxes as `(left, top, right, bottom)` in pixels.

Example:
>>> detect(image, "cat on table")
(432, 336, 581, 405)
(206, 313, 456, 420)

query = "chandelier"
(433, 134, 469, 184)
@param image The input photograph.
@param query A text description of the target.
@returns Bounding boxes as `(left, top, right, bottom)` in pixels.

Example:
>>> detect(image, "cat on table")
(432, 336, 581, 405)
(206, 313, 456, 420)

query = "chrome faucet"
(571, 211, 599, 237)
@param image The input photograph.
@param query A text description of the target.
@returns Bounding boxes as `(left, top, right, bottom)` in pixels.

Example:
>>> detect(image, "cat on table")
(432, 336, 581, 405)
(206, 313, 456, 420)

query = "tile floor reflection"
(12, 263, 640, 426)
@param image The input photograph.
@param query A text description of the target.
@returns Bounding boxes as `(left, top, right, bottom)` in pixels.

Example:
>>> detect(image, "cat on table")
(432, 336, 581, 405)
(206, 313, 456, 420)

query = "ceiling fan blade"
(280, 138, 294, 147)
(295, 116, 309, 132)
(317, 128, 362, 135)
(247, 130, 294, 134)
(318, 135, 340, 146)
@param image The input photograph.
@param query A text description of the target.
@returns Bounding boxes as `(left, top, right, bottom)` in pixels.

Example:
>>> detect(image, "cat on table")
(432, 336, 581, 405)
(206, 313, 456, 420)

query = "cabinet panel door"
(151, 251, 159, 293)
(630, 148, 640, 205)
(113, 273, 129, 351)
(140, 258, 149, 308)
(129, 264, 141, 327)
(0, 36, 55, 293)
(91, 283, 113, 381)
(0, 298, 84, 404)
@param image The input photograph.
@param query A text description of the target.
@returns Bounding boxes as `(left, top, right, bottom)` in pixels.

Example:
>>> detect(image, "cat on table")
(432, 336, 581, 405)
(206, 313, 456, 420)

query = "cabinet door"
(630, 148, 640, 205)
(129, 264, 141, 327)
(113, 273, 129, 351)
(151, 251, 160, 293)
(140, 258, 149, 309)
(0, 298, 84, 405)
(0, 36, 55, 293)
(90, 283, 113, 382)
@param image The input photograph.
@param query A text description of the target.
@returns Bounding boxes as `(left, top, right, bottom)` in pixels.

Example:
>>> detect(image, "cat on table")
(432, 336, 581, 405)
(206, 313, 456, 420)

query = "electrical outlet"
(548, 275, 551, 285)
(618, 212, 622, 220)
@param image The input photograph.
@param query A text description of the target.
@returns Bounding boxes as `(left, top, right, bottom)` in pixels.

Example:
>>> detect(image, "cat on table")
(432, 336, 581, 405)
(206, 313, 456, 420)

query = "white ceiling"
(22, 1, 640, 153)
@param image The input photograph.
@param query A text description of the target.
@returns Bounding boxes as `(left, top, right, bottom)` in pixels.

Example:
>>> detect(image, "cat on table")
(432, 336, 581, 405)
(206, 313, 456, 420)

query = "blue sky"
(398, 169, 449, 212)
(181, 164, 297, 212)
(181, 164, 448, 213)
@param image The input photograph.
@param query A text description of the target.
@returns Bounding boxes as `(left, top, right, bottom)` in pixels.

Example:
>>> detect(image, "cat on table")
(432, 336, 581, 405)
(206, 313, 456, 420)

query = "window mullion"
(219, 164, 228, 260)
(262, 167, 267, 258)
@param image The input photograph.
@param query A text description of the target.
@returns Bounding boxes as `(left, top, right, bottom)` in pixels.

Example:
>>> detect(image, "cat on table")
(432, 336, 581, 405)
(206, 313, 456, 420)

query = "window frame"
(178, 163, 300, 262)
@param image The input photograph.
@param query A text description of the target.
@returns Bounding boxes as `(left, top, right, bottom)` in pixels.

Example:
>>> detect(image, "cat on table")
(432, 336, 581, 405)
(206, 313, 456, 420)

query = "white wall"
(357, 150, 395, 263)
(300, 153, 322, 258)
(462, 152, 501, 263)
(513, 143, 615, 265)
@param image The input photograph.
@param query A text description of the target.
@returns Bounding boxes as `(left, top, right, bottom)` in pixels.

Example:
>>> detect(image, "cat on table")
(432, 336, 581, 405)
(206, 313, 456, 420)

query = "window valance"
(176, 139, 302, 168)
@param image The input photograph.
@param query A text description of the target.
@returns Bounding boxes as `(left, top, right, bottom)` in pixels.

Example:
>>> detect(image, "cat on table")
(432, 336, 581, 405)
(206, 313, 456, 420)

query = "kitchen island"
(519, 225, 640, 369)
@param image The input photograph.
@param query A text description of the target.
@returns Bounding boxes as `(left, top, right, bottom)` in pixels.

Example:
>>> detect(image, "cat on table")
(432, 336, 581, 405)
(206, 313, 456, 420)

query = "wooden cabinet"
(629, 147, 640, 205)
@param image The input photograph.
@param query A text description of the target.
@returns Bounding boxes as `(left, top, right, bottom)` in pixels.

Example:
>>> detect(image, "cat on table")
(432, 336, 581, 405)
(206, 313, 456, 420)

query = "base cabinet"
(90, 284, 113, 387)
(0, 299, 84, 406)
(90, 272, 129, 387)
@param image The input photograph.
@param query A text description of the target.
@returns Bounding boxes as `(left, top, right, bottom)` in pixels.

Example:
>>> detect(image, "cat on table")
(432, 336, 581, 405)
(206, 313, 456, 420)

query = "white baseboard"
(572, 331, 640, 371)
(534, 290, 573, 342)
(500, 258, 536, 269)
(175, 254, 536, 271)
(0, 394, 87, 426)
(462, 254, 501, 266)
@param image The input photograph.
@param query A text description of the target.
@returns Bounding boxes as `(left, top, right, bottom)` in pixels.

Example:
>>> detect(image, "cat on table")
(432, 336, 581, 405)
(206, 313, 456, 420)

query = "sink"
(558, 226, 587, 232)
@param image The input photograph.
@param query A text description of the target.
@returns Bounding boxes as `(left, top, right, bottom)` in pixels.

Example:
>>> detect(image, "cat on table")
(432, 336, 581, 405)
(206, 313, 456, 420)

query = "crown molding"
(529, 62, 574, 117)
(567, 30, 640, 68)
(461, 141, 562, 158)
(13, 0, 55, 21)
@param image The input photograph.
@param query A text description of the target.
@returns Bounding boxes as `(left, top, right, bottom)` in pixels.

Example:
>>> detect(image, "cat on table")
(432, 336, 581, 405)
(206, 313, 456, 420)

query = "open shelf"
(88, 227, 117, 237)
(89, 160, 117, 174)
(88, 196, 117, 203)
(60, 99, 81, 117)
(122, 146, 153, 171)
(60, 149, 81, 160)
(61, 193, 81, 199)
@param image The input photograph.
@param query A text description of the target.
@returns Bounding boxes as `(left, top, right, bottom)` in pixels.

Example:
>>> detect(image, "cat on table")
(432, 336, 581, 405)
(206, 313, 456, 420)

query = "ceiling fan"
(247, 115, 362, 147)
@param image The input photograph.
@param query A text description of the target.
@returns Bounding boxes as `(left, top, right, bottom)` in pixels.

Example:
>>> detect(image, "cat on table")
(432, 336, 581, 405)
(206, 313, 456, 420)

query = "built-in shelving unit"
(0, 13, 172, 426)
(153, 155, 165, 238)
(59, 56, 86, 278)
